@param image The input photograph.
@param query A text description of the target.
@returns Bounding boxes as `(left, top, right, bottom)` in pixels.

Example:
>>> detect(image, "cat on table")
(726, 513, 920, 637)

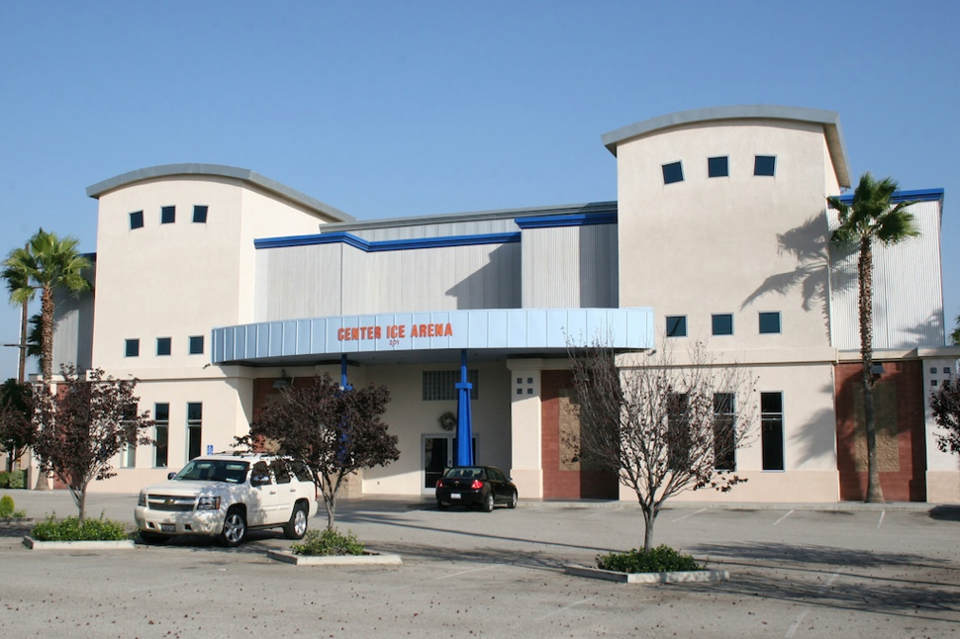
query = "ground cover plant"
(290, 528, 365, 556)
(596, 545, 702, 573)
(0, 494, 26, 518)
(30, 512, 129, 541)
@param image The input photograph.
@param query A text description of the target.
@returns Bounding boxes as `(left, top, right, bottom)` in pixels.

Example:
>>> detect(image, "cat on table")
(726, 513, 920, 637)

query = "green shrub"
(8, 470, 24, 489)
(596, 545, 702, 573)
(0, 494, 14, 517)
(291, 528, 364, 556)
(30, 513, 130, 542)
(0, 471, 9, 488)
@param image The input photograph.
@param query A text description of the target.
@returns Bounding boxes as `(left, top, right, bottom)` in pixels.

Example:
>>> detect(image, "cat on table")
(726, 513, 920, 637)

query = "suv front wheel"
(220, 507, 247, 547)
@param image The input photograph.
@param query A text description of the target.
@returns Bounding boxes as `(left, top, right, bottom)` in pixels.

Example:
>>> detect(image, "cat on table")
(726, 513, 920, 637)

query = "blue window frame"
(157, 337, 171, 356)
(759, 312, 781, 334)
(188, 335, 204, 355)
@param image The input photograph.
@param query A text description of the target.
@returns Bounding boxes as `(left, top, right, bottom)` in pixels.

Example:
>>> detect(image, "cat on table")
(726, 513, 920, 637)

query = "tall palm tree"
(828, 173, 919, 503)
(2, 229, 92, 387)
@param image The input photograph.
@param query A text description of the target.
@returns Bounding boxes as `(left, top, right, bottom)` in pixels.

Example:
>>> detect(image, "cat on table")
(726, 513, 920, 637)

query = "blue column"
(455, 349, 474, 466)
(340, 354, 353, 391)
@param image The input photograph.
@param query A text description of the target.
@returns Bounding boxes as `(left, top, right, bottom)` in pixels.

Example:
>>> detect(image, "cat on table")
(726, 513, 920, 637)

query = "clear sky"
(1, 1, 958, 380)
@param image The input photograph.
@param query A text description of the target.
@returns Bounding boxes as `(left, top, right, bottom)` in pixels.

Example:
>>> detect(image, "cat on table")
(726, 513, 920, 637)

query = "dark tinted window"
(759, 312, 781, 334)
(129, 211, 144, 229)
(761, 392, 784, 470)
(662, 161, 684, 184)
(754, 155, 776, 176)
(125, 339, 139, 357)
(193, 205, 208, 223)
(666, 315, 687, 337)
(712, 314, 733, 336)
(189, 335, 204, 354)
(156, 337, 171, 356)
(161, 206, 176, 224)
(708, 156, 728, 178)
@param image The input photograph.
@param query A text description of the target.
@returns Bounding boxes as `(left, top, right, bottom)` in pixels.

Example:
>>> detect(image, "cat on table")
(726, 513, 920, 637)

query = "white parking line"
(534, 596, 598, 621)
(772, 510, 794, 526)
(671, 508, 706, 522)
(783, 572, 840, 637)
(877, 510, 885, 530)
(432, 565, 500, 581)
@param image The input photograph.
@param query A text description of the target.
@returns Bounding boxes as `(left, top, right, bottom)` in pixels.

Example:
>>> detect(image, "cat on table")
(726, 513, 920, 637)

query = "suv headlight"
(196, 496, 221, 511)
(137, 492, 146, 507)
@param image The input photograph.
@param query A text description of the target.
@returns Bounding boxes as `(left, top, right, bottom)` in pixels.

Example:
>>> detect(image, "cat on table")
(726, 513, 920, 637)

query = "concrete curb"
(565, 564, 730, 584)
(266, 549, 402, 566)
(22, 536, 136, 550)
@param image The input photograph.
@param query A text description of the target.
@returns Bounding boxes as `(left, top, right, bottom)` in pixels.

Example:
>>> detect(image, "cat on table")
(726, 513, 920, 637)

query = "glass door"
(421, 435, 478, 494)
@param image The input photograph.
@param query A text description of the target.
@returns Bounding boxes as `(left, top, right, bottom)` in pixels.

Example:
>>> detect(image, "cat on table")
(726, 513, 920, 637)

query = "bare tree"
(32, 366, 153, 522)
(238, 374, 399, 530)
(568, 341, 757, 551)
(931, 376, 960, 457)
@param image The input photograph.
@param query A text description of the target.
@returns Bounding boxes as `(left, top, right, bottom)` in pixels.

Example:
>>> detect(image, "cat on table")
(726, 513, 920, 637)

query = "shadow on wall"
(740, 213, 855, 342)
(789, 383, 839, 467)
(445, 243, 521, 310)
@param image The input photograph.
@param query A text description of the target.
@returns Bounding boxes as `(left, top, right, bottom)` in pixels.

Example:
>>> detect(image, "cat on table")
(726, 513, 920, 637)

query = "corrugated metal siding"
(52, 288, 95, 371)
(522, 225, 618, 308)
(830, 200, 945, 349)
(257, 241, 521, 319)
(350, 219, 519, 242)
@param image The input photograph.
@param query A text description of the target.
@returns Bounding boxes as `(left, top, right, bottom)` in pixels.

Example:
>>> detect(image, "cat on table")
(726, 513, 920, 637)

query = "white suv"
(135, 453, 318, 547)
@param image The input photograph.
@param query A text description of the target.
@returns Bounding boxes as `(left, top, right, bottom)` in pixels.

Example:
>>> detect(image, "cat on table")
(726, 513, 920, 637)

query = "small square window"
(516, 388, 523, 395)
(516, 378, 522, 384)
(708, 156, 728, 178)
(157, 337, 172, 356)
(129, 211, 144, 230)
(527, 377, 533, 384)
(527, 388, 533, 395)
(662, 161, 684, 185)
(944, 367, 952, 375)
(759, 312, 781, 334)
(712, 314, 733, 336)
(188, 335, 204, 355)
(666, 315, 687, 337)
(931, 380, 938, 387)
(161, 206, 176, 224)
(754, 155, 776, 176)
(193, 205, 208, 223)
(931, 367, 938, 374)
(125, 339, 140, 357)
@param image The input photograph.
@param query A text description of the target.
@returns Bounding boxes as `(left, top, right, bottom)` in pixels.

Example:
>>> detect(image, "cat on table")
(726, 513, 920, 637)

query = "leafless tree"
(567, 340, 758, 551)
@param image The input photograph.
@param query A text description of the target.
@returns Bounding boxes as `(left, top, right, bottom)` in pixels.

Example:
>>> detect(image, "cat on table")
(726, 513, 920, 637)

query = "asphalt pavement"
(0, 490, 957, 638)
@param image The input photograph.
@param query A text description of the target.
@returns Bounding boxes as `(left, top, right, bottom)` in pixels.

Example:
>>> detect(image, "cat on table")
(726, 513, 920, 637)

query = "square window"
(944, 367, 952, 375)
(193, 205, 208, 223)
(666, 315, 687, 337)
(129, 211, 144, 229)
(662, 161, 684, 185)
(125, 339, 140, 357)
(189, 335, 204, 355)
(931, 380, 938, 387)
(156, 337, 171, 356)
(516, 388, 523, 395)
(516, 378, 522, 384)
(754, 155, 776, 176)
(712, 314, 733, 336)
(161, 206, 176, 224)
(708, 156, 728, 178)
(931, 367, 938, 374)
(759, 312, 781, 334)
(527, 388, 533, 395)
(527, 377, 533, 384)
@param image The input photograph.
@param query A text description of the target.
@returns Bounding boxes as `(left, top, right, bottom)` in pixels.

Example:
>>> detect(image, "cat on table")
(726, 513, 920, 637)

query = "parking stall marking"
(772, 510, 794, 526)
(671, 508, 706, 522)
(877, 510, 885, 530)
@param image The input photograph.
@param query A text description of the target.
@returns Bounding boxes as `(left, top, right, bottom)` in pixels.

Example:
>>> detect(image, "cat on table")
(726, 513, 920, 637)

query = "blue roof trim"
(255, 231, 521, 252)
(515, 212, 618, 229)
(835, 188, 944, 204)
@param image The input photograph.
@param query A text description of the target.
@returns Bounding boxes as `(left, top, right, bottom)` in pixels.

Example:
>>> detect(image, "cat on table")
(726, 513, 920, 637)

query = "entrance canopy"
(212, 308, 653, 366)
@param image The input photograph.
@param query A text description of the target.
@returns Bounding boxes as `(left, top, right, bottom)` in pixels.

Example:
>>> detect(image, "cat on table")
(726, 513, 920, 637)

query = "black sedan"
(435, 466, 518, 512)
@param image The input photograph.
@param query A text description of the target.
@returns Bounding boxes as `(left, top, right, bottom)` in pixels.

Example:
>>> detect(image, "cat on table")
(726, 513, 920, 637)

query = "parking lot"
(1, 491, 958, 638)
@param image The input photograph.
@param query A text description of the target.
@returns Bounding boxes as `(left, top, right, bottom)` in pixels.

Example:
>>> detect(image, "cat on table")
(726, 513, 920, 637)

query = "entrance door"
(421, 435, 478, 494)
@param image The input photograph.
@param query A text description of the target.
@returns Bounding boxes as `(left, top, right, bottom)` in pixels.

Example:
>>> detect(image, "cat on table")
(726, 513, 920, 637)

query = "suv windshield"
(173, 460, 250, 483)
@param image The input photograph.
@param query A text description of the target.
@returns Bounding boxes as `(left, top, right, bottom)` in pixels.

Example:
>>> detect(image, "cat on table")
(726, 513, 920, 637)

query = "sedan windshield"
(173, 460, 249, 483)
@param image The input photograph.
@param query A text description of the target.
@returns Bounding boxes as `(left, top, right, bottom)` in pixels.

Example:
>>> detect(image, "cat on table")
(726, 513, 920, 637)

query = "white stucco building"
(42, 106, 959, 503)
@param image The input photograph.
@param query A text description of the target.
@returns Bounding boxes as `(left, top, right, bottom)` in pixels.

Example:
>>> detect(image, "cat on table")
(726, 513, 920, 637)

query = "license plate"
(451, 493, 461, 499)
(160, 524, 175, 533)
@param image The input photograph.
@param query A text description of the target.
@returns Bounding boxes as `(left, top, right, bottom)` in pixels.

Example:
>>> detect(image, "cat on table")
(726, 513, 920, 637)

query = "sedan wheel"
(507, 490, 518, 509)
(220, 508, 247, 547)
(482, 492, 495, 513)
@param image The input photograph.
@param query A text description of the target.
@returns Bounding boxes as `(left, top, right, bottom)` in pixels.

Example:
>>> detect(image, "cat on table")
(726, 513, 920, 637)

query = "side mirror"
(250, 473, 270, 487)
(167, 472, 178, 480)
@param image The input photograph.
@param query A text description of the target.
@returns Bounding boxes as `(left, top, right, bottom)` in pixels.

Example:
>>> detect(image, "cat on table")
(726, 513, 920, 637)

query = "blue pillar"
(455, 349, 474, 466)
(340, 354, 353, 391)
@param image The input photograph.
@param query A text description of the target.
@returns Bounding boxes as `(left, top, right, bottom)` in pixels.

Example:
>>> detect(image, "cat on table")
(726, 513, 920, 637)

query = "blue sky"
(1, 1, 958, 380)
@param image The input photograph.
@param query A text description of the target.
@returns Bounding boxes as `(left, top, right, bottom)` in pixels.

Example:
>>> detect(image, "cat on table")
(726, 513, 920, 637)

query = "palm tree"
(2, 229, 92, 387)
(828, 173, 919, 503)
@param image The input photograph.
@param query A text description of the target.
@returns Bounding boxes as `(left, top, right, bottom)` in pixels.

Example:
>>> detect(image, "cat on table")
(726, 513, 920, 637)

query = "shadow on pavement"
(689, 541, 944, 568)
(928, 505, 960, 522)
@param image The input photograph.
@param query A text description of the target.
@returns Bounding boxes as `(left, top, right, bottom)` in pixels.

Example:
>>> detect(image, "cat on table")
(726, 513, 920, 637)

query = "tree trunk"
(40, 286, 54, 387)
(859, 238, 884, 503)
(640, 501, 657, 552)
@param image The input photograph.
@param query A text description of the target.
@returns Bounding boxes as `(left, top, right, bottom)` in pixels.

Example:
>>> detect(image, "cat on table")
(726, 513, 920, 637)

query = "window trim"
(125, 338, 140, 357)
(665, 315, 687, 338)
(156, 337, 172, 356)
(758, 312, 782, 335)
(161, 205, 176, 224)
(129, 211, 144, 230)
(711, 313, 734, 336)
(188, 335, 204, 355)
